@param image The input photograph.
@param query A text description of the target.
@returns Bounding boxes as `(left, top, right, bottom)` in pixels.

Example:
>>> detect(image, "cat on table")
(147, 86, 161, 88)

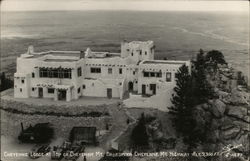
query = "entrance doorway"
(58, 89, 66, 100)
(107, 88, 112, 99)
(150, 84, 156, 95)
(142, 84, 146, 95)
(128, 82, 133, 91)
(38, 87, 43, 98)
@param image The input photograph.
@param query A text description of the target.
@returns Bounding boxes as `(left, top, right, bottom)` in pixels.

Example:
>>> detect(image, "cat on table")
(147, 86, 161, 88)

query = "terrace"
(1, 89, 120, 107)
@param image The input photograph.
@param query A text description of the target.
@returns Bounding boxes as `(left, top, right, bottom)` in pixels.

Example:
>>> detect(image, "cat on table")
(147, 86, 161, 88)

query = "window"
(156, 72, 162, 77)
(77, 67, 82, 77)
(131, 53, 133, 56)
(32, 72, 35, 78)
(150, 72, 155, 77)
(144, 72, 149, 77)
(166, 72, 172, 82)
(108, 68, 112, 74)
(119, 82, 122, 85)
(78, 88, 81, 93)
(90, 67, 101, 73)
(150, 84, 155, 90)
(139, 50, 142, 55)
(82, 85, 86, 89)
(21, 79, 25, 84)
(20, 88, 22, 92)
(133, 71, 135, 75)
(119, 68, 122, 74)
(145, 51, 147, 55)
(144, 71, 162, 78)
(32, 88, 35, 91)
(63, 69, 71, 78)
(39, 68, 71, 79)
(48, 88, 55, 93)
(127, 49, 129, 52)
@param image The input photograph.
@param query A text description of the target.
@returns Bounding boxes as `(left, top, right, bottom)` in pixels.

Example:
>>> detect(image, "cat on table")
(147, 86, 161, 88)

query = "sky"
(1, 0, 249, 12)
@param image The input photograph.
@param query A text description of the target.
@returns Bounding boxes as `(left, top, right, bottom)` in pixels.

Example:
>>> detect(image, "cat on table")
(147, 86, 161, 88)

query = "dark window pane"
(48, 88, 55, 93)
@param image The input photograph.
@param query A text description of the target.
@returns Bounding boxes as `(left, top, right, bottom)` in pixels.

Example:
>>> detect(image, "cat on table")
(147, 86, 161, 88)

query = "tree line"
(169, 49, 227, 152)
(0, 72, 14, 92)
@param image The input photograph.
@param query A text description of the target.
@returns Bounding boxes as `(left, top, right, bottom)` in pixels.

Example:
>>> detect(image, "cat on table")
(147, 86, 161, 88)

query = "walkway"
(99, 102, 129, 151)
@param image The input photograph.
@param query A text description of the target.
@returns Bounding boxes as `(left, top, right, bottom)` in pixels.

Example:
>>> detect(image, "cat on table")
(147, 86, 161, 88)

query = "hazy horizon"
(1, 0, 249, 12)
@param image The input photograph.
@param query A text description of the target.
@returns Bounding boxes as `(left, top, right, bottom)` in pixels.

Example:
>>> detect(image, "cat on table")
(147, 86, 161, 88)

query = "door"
(142, 84, 146, 95)
(58, 89, 66, 100)
(38, 88, 43, 98)
(128, 82, 133, 91)
(150, 84, 156, 95)
(107, 88, 112, 99)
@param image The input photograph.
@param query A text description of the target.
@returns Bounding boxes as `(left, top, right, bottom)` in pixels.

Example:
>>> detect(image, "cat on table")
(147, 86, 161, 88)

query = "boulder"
(216, 90, 230, 103)
(201, 103, 209, 111)
(208, 99, 226, 118)
(227, 105, 249, 123)
(229, 89, 250, 105)
(221, 126, 241, 140)
(233, 121, 250, 132)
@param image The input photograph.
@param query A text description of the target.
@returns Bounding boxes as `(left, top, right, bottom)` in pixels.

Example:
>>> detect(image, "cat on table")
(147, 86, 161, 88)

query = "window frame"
(108, 68, 112, 74)
(77, 67, 82, 77)
(119, 68, 123, 74)
(90, 67, 101, 73)
(166, 72, 172, 82)
(48, 88, 55, 94)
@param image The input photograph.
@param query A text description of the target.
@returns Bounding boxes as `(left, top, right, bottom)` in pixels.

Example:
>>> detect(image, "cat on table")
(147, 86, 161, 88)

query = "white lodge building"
(14, 41, 190, 102)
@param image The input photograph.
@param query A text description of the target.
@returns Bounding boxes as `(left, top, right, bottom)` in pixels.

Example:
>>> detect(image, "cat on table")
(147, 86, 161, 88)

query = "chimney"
(80, 51, 85, 59)
(27, 45, 34, 54)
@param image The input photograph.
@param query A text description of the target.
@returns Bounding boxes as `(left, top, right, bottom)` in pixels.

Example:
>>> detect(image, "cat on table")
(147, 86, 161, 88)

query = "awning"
(54, 84, 74, 90)
(39, 67, 74, 70)
(37, 84, 54, 88)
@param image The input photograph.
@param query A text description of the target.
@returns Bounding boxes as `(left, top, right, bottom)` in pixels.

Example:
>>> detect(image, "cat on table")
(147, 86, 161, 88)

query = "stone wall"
(1, 110, 112, 139)
(0, 99, 110, 116)
(0, 97, 114, 139)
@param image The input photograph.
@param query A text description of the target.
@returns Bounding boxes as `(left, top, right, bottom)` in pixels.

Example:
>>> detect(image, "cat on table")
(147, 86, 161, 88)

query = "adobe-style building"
(14, 41, 190, 102)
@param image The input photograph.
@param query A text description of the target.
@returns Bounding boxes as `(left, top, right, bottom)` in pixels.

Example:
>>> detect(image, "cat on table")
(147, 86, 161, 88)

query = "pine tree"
(205, 50, 226, 65)
(169, 65, 193, 134)
(194, 49, 214, 104)
(169, 65, 200, 152)
(131, 113, 149, 149)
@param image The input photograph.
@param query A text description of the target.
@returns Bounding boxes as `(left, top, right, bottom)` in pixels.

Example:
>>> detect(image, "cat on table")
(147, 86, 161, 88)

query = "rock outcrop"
(194, 64, 250, 158)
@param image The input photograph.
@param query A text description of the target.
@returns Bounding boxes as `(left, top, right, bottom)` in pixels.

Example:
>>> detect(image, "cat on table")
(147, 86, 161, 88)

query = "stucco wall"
(82, 79, 123, 98)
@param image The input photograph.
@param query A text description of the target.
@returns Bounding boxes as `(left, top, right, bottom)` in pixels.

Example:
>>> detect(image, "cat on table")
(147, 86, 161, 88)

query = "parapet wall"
(0, 91, 116, 138)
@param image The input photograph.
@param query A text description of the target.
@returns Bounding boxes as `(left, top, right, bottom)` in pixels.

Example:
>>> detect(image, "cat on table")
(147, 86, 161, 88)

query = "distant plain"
(1, 11, 249, 77)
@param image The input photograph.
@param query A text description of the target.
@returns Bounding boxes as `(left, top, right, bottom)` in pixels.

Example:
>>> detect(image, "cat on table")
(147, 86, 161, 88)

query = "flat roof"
(142, 60, 187, 65)
(128, 41, 153, 44)
(47, 51, 80, 57)
(44, 59, 78, 62)
(25, 51, 81, 59)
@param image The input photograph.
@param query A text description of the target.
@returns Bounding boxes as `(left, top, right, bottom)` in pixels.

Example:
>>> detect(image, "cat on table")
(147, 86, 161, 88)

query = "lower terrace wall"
(0, 97, 114, 139)
(1, 110, 111, 138)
